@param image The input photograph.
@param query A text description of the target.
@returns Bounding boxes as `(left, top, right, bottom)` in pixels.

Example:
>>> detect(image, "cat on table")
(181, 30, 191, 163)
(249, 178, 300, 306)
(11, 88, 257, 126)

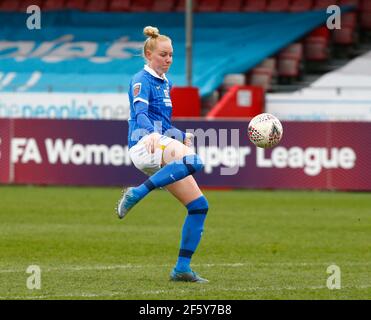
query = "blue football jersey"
(128, 65, 177, 148)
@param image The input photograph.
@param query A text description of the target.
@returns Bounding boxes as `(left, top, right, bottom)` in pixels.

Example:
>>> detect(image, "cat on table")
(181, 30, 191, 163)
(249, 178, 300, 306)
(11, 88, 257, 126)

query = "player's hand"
(145, 132, 161, 154)
(184, 132, 194, 147)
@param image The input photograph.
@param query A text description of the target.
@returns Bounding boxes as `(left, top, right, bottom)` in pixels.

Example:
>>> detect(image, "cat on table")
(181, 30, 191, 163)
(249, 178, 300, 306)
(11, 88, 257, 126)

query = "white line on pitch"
(1, 284, 371, 300)
(1, 261, 371, 274)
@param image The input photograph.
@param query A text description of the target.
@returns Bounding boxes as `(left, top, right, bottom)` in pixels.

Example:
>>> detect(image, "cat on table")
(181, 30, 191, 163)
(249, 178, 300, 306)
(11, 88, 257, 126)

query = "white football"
(248, 113, 283, 148)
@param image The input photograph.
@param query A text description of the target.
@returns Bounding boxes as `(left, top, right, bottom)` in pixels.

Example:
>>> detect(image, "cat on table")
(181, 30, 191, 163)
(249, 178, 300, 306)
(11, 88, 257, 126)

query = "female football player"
(116, 26, 209, 283)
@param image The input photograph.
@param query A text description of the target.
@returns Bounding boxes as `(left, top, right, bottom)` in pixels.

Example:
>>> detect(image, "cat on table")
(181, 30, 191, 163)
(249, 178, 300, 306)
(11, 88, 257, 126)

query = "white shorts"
(129, 135, 174, 176)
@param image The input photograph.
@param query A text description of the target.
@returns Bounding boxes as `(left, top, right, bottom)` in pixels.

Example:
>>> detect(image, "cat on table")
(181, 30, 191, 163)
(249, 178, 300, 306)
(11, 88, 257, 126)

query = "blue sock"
(175, 195, 209, 273)
(132, 154, 203, 199)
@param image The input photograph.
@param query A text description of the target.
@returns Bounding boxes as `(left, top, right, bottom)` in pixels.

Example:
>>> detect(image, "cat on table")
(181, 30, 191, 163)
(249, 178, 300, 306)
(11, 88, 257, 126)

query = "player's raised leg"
(117, 139, 203, 219)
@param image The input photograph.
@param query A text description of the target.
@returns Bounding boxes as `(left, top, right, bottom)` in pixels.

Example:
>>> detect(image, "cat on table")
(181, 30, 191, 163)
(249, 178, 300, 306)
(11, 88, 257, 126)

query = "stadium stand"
(289, 0, 314, 12)
(108, 0, 131, 12)
(197, 0, 222, 12)
(151, 0, 175, 12)
(0, 0, 21, 11)
(85, 0, 109, 12)
(175, 0, 199, 11)
(219, 0, 244, 12)
(242, 0, 268, 12)
(43, 0, 66, 11)
(313, 0, 338, 9)
(265, 0, 291, 12)
(18, 0, 44, 11)
(0, 0, 370, 116)
(65, 0, 87, 10)
(130, 0, 153, 12)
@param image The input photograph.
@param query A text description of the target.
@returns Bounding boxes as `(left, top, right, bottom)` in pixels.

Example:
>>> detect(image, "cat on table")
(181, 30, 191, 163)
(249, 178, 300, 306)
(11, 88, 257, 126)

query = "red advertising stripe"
(0, 119, 11, 184)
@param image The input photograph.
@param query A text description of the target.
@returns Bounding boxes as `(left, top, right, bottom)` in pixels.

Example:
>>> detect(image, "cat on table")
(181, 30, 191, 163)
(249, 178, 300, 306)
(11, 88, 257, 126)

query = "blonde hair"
(143, 26, 171, 58)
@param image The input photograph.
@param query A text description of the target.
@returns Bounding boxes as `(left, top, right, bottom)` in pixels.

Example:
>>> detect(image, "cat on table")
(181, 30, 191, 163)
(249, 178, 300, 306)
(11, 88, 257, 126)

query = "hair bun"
(143, 26, 160, 38)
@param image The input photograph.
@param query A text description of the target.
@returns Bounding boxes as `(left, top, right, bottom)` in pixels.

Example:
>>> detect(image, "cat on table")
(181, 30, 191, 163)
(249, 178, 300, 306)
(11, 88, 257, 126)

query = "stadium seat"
(197, 0, 222, 12)
(0, 0, 21, 11)
(249, 67, 273, 91)
(175, 0, 199, 12)
(85, 0, 109, 11)
(219, 0, 243, 12)
(304, 37, 329, 61)
(265, 0, 290, 12)
(277, 43, 303, 80)
(259, 57, 277, 77)
(313, 0, 338, 9)
(130, 0, 153, 12)
(242, 0, 268, 12)
(277, 56, 300, 78)
(279, 43, 304, 60)
(65, 0, 87, 10)
(18, 0, 43, 11)
(361, 0, 371, 11)
(222, 73, 246, 93)
(332, 26, 355, 45)
(289, 0, 313, 12)
(310, 26, 331, 42)
(341, 12, 357, 28)
(151, 0, 175, 12)
(360, 11, 371, 30)
(338, 0, 359, 9)
(43, 0, 66, 10)
(109, 0, 130, 11)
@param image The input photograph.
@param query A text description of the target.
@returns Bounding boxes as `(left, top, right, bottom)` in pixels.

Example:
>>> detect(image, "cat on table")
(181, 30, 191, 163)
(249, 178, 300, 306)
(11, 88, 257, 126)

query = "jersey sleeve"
(131, 76, 151, 116)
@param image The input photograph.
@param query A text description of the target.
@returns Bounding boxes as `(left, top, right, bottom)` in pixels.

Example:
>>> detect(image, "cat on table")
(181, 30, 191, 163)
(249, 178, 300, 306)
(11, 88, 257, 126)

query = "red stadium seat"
(197, 0, 222, 12)
(130, 0, 153, 12)
(259, 57, 277, 77)
(43, 0, 66, 10)
(361, 0, 371, 11)
(310, 26, 331, 42)
(313, 0, 338, 9)
(151, 0, 175, 12)
(85, 0, 108, 11)
(65, 0, 87, 10)
(332, 26, 355, 45)
(109, 0, 130, 11)
(360, 11, 371, 30)
(0, 0, 21, 11)
(338, 0, 360, 8)
(304, 37, 329, 61)
(265, 0, 290, 12)
(175, 0, 199, 12)
(18, 0, 43, 11)
(289, 0, 313, 12)
(277, 43, 303, 79)
(277, 56, 300, 78)
(341, 12, 357, 28)
(279, 43, 304, 60)
(219, 0, 243, 12)
(249, 67, 273, 91)
(242, 0, 268, 12)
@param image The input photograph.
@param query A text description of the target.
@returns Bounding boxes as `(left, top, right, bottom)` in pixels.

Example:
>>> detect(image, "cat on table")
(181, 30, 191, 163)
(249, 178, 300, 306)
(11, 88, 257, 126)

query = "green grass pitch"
(0, 185, 370, 300)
